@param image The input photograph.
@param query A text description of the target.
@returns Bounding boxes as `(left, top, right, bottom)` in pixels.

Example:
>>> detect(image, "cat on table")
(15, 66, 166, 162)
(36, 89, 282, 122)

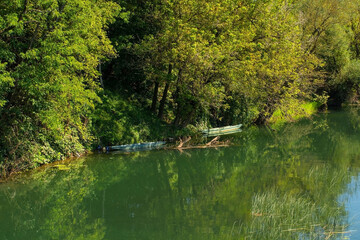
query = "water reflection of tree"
(97, 111, 359, 239)
(0, 159, 105, 239)
(90, 117, 356, 239)
(229, 111, 359, 239)
(1, 110, 360, 239)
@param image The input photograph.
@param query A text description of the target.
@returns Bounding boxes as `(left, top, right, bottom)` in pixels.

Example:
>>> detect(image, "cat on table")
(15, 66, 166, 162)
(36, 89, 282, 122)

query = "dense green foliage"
(91, 91, 196, 145)
(111, 0, 322, 126)
(0, 0, 120, 176)
(1, 0, 360, 176)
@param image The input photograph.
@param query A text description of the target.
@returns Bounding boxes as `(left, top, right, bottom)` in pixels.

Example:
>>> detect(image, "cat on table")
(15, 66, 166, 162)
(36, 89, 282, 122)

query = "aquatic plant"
(240, 190, 348, 240)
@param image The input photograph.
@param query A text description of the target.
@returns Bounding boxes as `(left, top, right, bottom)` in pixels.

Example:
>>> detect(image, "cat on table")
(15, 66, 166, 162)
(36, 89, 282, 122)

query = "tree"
(132, 0, 323, 126)
(0, 0, 120, 177)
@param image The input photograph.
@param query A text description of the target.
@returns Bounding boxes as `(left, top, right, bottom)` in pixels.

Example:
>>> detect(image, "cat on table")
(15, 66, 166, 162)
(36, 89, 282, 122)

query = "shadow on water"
(2, 109, 360, 239)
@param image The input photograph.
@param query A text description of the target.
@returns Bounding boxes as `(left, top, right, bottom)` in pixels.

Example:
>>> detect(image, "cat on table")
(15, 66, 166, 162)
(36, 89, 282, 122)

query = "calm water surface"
(2, 109, 360, 239)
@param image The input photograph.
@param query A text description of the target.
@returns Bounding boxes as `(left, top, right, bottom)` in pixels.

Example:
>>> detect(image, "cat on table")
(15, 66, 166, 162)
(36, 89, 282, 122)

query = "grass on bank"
(268, 101, 323, 128)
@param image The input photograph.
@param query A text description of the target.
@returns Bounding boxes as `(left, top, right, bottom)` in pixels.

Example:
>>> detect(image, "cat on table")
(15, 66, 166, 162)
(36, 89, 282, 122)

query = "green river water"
(2, 109, 360, 239)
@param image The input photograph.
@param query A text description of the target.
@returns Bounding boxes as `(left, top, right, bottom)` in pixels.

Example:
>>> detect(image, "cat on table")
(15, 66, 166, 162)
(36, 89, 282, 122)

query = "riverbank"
(0, 93, 325, 180)
(268, 101, 324, 127)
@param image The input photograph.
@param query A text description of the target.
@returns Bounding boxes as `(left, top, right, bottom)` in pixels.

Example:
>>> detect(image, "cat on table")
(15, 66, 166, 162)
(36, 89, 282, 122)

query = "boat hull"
(201, 124, 242, 137)
(108, 141, 166, 152)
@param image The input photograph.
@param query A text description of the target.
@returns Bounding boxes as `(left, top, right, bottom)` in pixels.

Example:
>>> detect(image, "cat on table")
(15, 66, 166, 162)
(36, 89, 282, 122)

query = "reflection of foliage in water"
(1, 110, 360, 239)
(0, 159, 105, 239)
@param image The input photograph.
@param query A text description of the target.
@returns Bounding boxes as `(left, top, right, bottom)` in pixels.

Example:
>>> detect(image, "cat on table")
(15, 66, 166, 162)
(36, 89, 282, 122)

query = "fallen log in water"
(174, 136, 230, 150)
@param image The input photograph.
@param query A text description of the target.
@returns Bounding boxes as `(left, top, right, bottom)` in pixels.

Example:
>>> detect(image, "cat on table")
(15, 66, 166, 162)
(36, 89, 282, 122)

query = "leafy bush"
(92, 91, 185, 146)
(333, 60, 360, 104)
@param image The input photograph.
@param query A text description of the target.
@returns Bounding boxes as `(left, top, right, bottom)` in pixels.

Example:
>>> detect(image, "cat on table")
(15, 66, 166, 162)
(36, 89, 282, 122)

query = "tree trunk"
(151, 80, 159, 113)
(173, 103, 182, 126)
(99, 60, 104, 88)
(181, 102, 197, 127)
(158, 64, 172, 120)
(172, 68, 183, 126)
(355, 42, 360, 58)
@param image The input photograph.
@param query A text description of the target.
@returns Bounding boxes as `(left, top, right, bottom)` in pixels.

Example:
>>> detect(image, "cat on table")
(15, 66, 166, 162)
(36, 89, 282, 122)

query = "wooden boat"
(108, 141, 166, 152)
(201, 124, 242, 137)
